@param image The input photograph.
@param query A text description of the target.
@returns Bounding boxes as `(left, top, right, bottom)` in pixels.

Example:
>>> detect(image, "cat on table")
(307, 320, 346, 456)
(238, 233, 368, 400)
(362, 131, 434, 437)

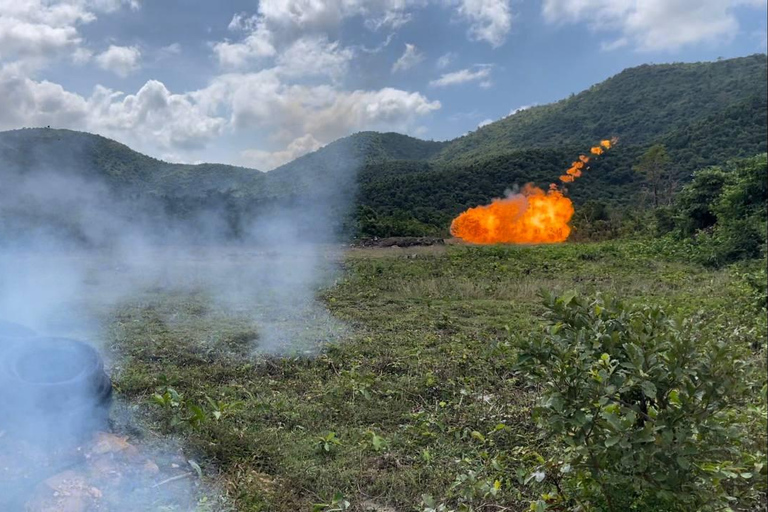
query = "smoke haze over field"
(0, 132, 358, 509)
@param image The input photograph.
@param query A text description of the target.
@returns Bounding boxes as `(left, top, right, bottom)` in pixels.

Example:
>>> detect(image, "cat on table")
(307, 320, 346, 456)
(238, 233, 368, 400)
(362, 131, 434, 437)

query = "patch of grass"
(106, 241, 766, 511)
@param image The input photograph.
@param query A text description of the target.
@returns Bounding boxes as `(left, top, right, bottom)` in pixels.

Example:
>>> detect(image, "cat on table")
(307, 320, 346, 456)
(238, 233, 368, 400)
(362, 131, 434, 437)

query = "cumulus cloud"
(541, 0, 765, 51)
(95, 44, 141, 77)
(429, 65, 491, 87)
(213, 21, 275, 69)
(240, 133, 323, 170)
(0, 0, 93, 68)
(454, 0, 512, 47)
(213, 0, 514, 69)
(0, 0, 140, 70)
(477, 118, 492, 127)
(88, 80, 226, 149)
(204, 71, 440, 145)
(0, 0, 447, 169)
(0, 67, 88, 129)
(392, 43, 424, 72)
(0, 60, 439, 169)
(0, 66, 224, 155)
(276, 36, 353, 80)
(304, 87, 441, 142)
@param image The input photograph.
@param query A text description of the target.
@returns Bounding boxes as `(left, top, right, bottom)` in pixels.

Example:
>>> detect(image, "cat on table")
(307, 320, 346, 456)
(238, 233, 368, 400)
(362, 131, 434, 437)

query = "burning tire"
(0, 337, 112, 443)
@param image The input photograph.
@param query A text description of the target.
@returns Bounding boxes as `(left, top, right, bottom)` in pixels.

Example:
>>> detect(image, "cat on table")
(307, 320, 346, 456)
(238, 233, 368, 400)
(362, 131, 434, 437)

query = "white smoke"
(0, 129, 356, 509)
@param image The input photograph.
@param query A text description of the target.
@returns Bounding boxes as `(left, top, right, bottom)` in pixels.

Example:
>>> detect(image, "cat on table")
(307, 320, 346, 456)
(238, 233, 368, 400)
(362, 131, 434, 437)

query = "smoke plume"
(0, 128, 358, 509)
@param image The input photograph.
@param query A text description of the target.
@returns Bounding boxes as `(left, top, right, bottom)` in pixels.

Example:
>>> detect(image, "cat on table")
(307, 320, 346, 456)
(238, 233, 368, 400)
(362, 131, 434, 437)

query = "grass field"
(106, 241, 767, 511)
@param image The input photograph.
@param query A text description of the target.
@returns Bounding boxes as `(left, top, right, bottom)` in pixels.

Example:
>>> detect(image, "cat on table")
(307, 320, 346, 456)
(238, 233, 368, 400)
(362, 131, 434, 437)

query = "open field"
(104, 241, 767, 511)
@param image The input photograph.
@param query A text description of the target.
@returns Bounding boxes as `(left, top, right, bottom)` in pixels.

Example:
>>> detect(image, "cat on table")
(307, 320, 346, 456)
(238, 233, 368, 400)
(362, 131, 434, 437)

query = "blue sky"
(0, 1, 765, 169)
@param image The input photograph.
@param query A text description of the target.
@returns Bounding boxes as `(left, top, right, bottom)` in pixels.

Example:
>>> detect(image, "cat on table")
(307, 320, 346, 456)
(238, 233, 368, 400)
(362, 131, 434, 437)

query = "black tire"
(0, 337, 112, 443)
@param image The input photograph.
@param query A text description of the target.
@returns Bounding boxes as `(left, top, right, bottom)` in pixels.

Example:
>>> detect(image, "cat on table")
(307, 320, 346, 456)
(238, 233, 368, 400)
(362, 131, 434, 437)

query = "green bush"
(516, 292, 766, 511)
(667, 154, 767, 267)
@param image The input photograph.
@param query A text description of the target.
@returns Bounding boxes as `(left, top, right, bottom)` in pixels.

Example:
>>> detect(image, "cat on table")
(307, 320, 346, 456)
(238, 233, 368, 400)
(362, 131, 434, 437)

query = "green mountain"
(0, 128, 266, 199)
(434, 54, 767, 164)
(0, 54, 765, 239)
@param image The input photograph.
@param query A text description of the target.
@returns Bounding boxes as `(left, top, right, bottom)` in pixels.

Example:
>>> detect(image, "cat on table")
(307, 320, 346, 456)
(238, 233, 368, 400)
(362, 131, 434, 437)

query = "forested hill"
(0, 128, 267, 199)
(0, 54, 765, 238)
(434, 54, 767, 164)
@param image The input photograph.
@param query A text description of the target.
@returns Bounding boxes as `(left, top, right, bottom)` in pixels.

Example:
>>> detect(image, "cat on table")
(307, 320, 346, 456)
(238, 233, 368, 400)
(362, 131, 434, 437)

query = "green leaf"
(560, 290, 577, 305)
(640, 381, 657, 398)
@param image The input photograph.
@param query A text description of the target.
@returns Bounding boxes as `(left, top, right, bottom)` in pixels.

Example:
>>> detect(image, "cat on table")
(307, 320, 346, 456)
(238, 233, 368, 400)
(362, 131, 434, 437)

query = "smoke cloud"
(0, 128, 358, 509)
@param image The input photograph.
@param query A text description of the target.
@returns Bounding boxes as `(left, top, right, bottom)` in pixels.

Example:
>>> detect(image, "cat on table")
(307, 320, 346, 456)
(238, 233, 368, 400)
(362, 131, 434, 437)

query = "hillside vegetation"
(0, 55, 765, 239)
(433, 54, 767, 163)
(110, 240, 767, 511)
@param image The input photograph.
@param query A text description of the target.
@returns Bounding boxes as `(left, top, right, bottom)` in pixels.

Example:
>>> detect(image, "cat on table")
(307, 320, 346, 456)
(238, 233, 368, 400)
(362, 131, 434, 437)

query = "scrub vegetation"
(108, 238, 767, 511)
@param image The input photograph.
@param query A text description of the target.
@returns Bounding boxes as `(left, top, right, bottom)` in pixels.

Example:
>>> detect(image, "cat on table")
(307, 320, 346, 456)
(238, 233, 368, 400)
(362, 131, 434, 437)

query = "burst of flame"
(450, 184, 574, 244)
(450, 138, 617, 245)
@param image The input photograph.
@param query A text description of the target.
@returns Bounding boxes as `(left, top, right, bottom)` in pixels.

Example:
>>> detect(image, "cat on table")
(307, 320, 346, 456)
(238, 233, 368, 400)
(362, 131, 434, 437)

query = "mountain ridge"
(1, 54, 765, 237)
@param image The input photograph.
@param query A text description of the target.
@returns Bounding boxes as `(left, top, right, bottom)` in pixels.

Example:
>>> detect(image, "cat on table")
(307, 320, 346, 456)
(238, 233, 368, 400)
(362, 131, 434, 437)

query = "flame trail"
(450, 138, 616, 244)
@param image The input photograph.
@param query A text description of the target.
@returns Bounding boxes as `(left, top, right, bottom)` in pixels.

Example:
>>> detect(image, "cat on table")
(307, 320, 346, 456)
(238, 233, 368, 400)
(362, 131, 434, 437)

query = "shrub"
(515, 292, 766, 511)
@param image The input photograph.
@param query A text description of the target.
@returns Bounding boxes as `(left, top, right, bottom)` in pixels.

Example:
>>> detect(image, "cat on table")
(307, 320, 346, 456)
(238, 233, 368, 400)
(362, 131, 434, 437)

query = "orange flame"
(450, 184, 574, 244)
(450, 138, 617, 245)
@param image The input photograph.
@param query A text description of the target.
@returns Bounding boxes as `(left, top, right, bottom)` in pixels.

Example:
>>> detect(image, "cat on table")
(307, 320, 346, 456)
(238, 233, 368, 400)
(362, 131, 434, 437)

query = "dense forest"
(0, 54, 765, 240)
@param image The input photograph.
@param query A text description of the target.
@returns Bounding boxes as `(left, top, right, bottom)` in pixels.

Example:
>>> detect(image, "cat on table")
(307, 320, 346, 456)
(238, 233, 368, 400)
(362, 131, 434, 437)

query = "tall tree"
(634, 144, 670, 207)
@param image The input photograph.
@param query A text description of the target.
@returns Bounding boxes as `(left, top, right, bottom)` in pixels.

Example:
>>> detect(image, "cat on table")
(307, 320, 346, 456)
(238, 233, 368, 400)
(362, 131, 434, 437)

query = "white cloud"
(359, 33, 394, 54)
(88, 0, 141, 12)
(95, 44, 141, 77)
(213, 20, 275, 69)
(0, 67, 88, 129)
(205, 71, 440, 145)
(1, 1, 448, 168)
(72, 47, 94, 65)
(600, 38, 629, 51)
(0, 66, 224, 154)
(0, 0, 141, 70)
(364, 10, 413, 31)
(212, 0, 515, 69)
(436, 51, 456, 68)
(276, 36, 353, 80)
(0, 60, 439, 168)
(508, 104, 533, 116)
(157, 43, 181, 59)
(304, 87, 441, 142)
(454, 0, 512, 47)
(241, 133, 323, 170)
(477, 118, 492, 127)
(392, 43, 424, 72)
(541, 0, 765, 51)
(88, 80, 225, 149)
(429, 65, 491, 87)
(0, 1, 93, 68)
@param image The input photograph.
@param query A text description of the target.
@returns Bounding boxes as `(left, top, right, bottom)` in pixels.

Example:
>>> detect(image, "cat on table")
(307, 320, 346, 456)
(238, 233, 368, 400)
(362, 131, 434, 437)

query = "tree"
(634, 144, 671, 207)
(675, 166, 729, 235)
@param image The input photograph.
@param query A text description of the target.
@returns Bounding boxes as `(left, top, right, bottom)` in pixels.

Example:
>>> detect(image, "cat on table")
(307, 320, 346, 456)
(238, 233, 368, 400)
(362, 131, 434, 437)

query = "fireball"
(450, 138, 617, 245)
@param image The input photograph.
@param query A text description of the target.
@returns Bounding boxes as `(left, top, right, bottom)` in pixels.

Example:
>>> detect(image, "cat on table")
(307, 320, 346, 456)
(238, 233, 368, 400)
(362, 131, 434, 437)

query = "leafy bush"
(674, 167, 729, 235)
(516, 292, 766, 511)
(668, 154, 767, 267)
